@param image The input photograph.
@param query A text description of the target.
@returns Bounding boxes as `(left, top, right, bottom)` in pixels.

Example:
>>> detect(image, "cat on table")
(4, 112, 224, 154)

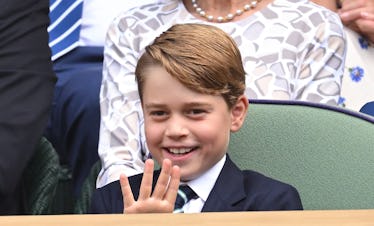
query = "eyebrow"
(144, 102, 212, 109)
(143, 103, 166, 109)
(184, 102, 212, 108)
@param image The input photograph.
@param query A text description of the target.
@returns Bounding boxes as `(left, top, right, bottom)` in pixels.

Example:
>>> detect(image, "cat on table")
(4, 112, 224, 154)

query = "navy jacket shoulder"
(90, 155, 303, 213)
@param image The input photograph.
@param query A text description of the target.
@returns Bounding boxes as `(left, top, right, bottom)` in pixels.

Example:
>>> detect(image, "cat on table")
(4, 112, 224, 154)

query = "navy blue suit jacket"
(90, 155, 303, 213)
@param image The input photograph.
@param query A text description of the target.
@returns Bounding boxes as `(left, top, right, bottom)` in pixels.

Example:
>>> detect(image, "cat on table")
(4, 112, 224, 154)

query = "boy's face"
(142, 66, 246, 181)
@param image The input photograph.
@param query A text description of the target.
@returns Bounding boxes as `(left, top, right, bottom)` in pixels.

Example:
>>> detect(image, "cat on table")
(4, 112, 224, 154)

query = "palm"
(120, 159, 181, 214)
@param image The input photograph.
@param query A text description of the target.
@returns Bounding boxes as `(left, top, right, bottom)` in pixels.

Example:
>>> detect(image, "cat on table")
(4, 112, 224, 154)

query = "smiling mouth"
(167, 147, 196, 155)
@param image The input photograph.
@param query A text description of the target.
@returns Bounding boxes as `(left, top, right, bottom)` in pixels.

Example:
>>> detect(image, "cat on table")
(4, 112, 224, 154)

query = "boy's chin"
(180, 176, 191, 183)
(179, 170, 199, 182)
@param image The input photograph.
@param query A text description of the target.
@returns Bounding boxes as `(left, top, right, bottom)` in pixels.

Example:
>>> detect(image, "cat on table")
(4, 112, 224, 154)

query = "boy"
(90, 23, 303, 213)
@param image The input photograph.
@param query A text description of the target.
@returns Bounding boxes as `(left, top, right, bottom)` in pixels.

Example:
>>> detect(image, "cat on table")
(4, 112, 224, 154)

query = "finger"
(138, 159, 154, 200)
(120, 173, 135, 212)
(361, 11, 374, 20)
(164, 165, 181, 205)
(339, 0, 374, 20)
(355, 18, 374, 41)
(340, 8, 365, 23)
(152, 159, 172, 199)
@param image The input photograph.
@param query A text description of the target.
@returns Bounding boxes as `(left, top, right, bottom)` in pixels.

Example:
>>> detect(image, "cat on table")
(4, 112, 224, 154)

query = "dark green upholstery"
(74, 161, 101, 214)
(22, 137, 74, 214)
(228, 100, 374, 210)
(22, 137, 60, 214)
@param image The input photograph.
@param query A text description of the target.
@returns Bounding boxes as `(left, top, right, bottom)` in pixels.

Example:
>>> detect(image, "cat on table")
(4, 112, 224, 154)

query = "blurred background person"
(0, 0, 56, 214)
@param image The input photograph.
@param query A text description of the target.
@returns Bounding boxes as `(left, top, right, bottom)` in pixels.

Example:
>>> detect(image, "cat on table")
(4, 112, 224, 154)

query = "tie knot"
(173, 185, 197, 213)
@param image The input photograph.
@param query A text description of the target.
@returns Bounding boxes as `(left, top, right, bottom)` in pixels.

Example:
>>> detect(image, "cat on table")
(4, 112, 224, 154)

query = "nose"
(164, 115, 189, 139)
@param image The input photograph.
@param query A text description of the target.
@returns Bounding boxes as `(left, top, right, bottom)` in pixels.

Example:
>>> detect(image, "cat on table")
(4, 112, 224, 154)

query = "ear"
(230, 95, 249, 132)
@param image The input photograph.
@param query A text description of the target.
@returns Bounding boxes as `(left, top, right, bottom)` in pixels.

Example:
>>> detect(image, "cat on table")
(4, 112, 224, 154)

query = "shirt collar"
(184, 155, 226, 202)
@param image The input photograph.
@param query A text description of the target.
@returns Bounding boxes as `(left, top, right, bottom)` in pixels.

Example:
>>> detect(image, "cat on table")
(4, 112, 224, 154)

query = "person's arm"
(0, 0, 56, 210)
(258, 185, 303, 210)
(294, 9, 346, 105)
(96, 15, 150, 188)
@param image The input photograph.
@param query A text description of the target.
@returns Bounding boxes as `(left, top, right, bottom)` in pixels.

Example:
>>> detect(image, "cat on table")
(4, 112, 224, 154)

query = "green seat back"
(229, 100, 374, 210)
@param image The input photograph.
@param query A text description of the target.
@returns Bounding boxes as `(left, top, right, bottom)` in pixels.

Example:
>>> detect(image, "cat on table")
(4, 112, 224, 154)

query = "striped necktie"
(48, 0, 83, 61)
(173, 185, 197, 213)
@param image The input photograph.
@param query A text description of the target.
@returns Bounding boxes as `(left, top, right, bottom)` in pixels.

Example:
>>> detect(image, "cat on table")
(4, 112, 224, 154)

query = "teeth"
(169, 148, 192, 154)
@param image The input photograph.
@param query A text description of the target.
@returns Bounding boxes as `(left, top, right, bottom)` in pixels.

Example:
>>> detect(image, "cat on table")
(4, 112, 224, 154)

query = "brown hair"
(135, 23, 246, 109)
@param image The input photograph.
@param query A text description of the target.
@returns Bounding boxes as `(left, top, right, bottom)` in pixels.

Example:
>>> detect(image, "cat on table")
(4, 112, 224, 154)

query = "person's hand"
(120, 158, 180, 213)
(339, 0, 374, 42)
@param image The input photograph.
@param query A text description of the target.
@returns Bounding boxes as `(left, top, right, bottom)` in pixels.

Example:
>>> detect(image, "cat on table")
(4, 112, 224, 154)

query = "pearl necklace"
(191, 0, 261, 23)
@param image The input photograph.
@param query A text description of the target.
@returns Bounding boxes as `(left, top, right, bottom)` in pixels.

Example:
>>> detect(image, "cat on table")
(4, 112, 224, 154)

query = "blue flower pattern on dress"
(358, 37, 370, 49)
(339, 36, 371, 108)
(359, 36, 370, 49)
(349, 66, 364, 82)
(338, 97, 346, 107)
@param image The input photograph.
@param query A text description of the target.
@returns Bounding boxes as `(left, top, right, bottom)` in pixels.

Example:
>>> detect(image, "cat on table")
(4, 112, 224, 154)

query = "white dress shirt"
(180, 155, 226, 213)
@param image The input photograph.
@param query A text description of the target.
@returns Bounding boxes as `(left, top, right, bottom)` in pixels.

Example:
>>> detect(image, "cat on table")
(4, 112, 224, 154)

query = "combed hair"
(135, 23, 246, 109)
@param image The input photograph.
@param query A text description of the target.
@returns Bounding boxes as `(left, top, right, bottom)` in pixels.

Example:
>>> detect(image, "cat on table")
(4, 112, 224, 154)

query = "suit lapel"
(202, 155, 247, 212)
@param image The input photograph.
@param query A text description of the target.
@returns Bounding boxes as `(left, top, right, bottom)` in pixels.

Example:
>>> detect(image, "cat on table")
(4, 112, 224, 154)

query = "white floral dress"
(338, 27, 374, 111)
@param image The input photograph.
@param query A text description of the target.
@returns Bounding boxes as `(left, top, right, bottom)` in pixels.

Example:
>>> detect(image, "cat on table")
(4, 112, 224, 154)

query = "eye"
(150, 110, 167, 117)
(186, 108, 207, 117)
(192, 109, 206, 114)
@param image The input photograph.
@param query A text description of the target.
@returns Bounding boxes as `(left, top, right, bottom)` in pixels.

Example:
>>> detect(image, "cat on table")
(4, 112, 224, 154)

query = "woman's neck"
(183, 0, 273, 23)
